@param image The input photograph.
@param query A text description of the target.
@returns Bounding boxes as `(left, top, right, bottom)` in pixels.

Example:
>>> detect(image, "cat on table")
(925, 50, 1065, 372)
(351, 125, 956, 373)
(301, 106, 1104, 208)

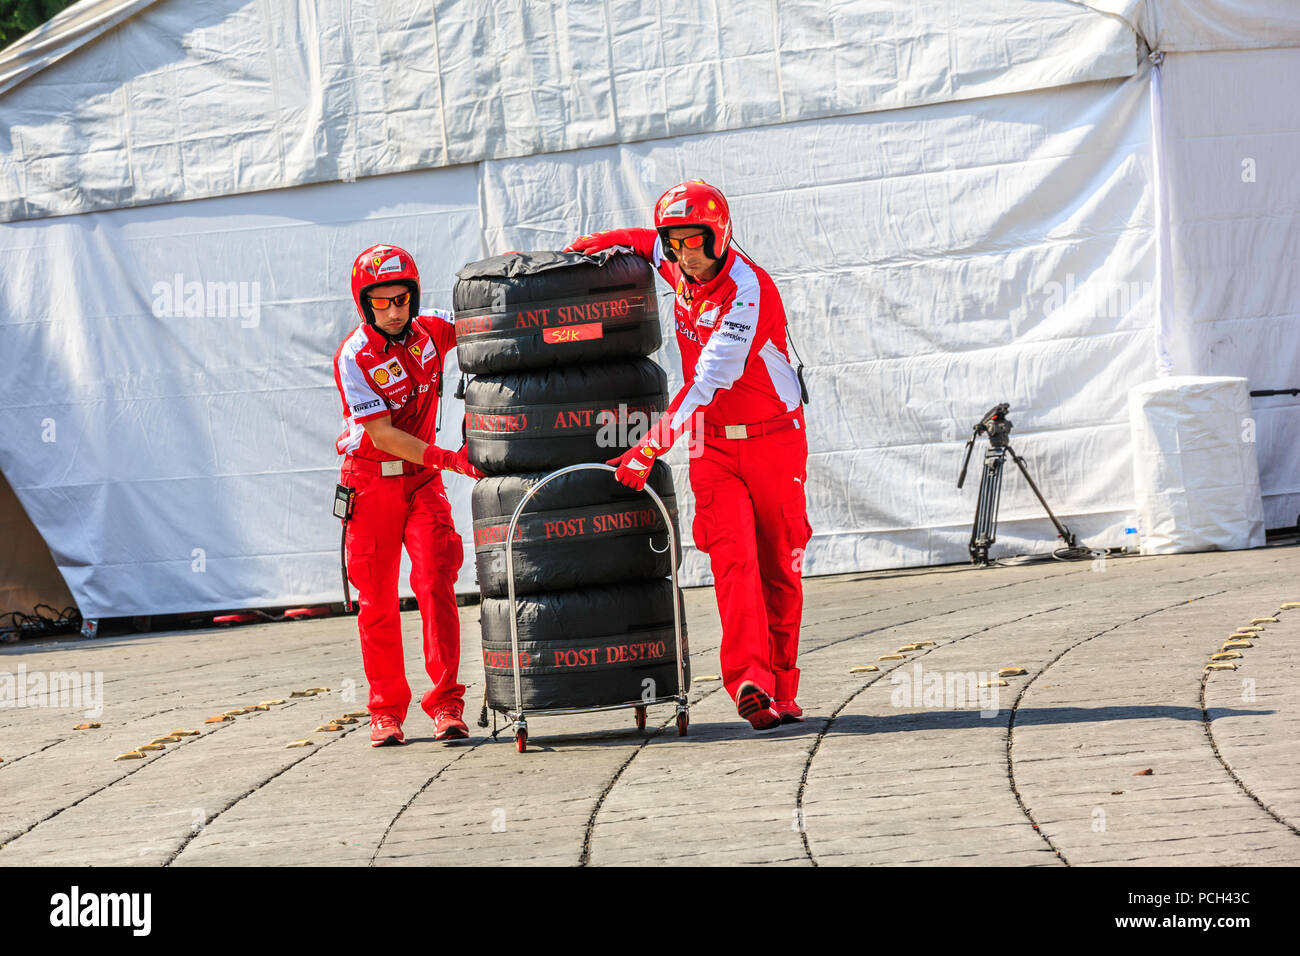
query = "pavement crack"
(3, 686, 351, 858)
(579, 683, 727, 867)
(803, 565, 1093, 656)
(166, 718, 368, 866)
(1198, 611, 1300, 839)
(368, 736, 493, 866)
(797, 604, 1064, 866)
(0, 724, 204, 852)
(0, 700, 249, 852)
(0, 736, 68, 772)
(1005, 578, 1234, 866)
(0, 693, 345, 862)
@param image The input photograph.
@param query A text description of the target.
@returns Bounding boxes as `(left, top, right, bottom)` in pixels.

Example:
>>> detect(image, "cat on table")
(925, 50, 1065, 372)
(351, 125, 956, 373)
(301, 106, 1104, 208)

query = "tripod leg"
(1007, 445, 1076, 547)
(970, 448, 1006, 565)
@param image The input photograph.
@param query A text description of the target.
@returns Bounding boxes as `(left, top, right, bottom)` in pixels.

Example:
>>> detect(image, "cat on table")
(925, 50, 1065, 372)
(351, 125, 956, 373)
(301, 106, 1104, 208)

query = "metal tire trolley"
(500, 463, 689, 753)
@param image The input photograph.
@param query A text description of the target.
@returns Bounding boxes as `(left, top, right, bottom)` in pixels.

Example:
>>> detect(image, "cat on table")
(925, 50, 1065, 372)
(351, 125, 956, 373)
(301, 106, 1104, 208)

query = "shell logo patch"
(376, 359, 406, 386)
(372, 360, 408, 390)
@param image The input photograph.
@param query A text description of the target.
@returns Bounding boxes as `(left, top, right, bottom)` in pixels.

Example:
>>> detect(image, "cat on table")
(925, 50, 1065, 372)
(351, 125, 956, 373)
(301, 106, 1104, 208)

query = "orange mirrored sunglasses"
(367, 291, 411, 310)
(665, 233, 707, 252)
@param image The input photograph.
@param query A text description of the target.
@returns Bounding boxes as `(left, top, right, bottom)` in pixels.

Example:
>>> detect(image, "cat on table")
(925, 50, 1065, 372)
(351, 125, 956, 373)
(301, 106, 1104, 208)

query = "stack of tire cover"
(456, 251, 689, 712)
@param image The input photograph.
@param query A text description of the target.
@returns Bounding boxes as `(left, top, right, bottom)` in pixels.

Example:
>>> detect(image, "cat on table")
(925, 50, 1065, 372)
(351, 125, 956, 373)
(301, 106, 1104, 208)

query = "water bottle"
(1123, 516, 1140, 553)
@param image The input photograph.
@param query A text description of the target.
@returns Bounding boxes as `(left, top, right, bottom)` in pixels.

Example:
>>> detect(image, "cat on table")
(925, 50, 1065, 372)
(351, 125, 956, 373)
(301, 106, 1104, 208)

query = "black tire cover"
(465, 359, 667, 475)
(471, 462, 680, 597)
(454, 252, 662, 374)
(480, 579, 690, 711)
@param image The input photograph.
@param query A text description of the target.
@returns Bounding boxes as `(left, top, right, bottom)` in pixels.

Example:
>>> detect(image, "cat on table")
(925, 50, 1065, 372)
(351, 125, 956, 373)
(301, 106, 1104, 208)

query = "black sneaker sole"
(737, 684, 771, 717)
(737, 684, 780, 729)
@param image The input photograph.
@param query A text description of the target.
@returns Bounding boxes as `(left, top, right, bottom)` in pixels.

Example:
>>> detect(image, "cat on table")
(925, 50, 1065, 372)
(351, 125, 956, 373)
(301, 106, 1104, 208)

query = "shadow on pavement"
(827, 705, 1276, 734)
(463, 717, 820, 750)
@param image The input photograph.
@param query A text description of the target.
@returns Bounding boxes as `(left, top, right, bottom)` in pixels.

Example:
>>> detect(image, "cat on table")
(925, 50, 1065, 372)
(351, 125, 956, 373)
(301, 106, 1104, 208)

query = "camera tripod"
(957, 403, 1081, 566)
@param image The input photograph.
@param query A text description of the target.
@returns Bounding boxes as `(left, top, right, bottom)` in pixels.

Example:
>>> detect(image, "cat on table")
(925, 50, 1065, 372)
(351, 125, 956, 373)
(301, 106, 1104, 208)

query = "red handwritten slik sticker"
(543, 322, 603, 344)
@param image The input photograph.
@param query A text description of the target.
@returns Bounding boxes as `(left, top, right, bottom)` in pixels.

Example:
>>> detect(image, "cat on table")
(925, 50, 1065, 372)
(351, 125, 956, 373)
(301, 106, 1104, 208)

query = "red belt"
(342, 456, 426, 477)
(702, 409, 804, 441)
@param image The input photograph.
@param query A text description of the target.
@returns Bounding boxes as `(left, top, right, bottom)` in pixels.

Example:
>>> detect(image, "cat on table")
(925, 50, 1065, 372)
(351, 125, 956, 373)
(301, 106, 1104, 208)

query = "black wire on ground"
(991, 546, 1113, 568)
(0, 604, 82, 642)
(1051, 546, 1107, 561)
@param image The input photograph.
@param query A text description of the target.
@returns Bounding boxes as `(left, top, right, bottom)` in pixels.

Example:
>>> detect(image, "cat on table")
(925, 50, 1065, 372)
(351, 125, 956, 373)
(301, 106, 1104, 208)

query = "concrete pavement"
(1, 543, 1296, 866)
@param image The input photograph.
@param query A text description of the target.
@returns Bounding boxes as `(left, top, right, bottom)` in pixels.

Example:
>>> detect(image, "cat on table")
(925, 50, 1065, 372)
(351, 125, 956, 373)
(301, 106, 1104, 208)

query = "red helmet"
(350, 243, 420, 327)
(653, 180, 732, 262)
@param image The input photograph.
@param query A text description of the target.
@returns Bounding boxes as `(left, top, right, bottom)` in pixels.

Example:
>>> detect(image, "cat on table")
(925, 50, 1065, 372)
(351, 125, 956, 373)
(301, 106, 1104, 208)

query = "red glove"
(604, 399, 700, 490)
(564, 228, 644, 256)
(422, 444, 484, 479)
(606, 437, 664, 491)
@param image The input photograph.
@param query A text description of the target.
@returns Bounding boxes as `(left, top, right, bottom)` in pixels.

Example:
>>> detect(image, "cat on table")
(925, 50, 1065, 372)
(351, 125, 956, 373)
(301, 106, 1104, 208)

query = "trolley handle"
(502, 463, 685, 720)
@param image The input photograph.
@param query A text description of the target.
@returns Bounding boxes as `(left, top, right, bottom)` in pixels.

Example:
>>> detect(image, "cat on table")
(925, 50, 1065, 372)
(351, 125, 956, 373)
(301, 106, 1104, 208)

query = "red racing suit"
(333, 308, 465, 721)
(611, 230, 812, 704)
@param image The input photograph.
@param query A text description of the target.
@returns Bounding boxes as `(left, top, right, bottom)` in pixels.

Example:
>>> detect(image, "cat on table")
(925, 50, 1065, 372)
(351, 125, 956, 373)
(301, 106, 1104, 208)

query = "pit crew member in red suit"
(567, 181, 812, 731)
(334, 244, 483, 747)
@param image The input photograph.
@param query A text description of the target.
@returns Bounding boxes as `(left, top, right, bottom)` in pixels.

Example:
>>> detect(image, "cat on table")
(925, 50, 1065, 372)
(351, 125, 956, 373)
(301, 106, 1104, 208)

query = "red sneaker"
(737, 682, 781, 730)
(774, 699, 804, 724)
(433, 707, 469, 741)
(369, 713, 405, 747)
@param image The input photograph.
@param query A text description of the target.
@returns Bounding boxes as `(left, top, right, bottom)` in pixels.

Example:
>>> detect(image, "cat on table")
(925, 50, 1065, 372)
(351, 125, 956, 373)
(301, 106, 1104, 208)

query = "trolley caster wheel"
(516, 729, 527, 753)
(634, 705, 647, 731)
(676, 710, 689, 737)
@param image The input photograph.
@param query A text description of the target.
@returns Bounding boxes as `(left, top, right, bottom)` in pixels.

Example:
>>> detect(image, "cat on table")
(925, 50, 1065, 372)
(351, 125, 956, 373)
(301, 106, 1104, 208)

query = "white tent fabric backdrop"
(0, 0, 160, 98)
(0, 166, 482, 615)
(1153, 48, 1300, 529)
(1082, 0, 1300, 51)
(0, 0, 1135, 222)
(478, 73, 1158, 585)
(0, 0, 1295, 618)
